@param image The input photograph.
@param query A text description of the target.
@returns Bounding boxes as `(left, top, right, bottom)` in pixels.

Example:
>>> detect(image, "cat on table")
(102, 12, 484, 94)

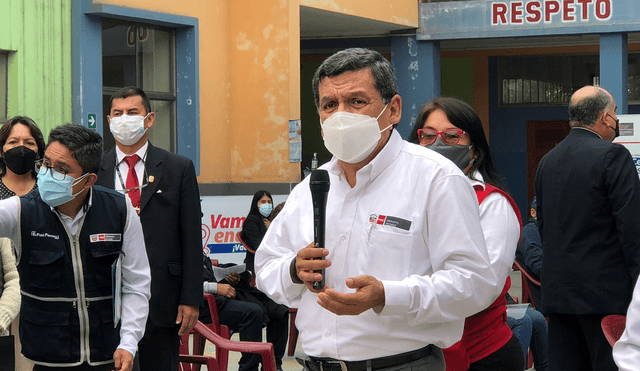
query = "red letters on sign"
(563, 0, 575, 21)
(493, 3, 508, 25)
(491, 0, 611, 25)
(545, 0, 561, 22)
(511, 2, 524, 23)
(595, 0, 611, 19)
(526, 1, 542, 23)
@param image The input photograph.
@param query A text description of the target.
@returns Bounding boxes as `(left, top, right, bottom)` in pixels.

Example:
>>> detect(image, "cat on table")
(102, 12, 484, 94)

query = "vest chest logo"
(90, 234, 122, 242)
(30, 231, 60, 240)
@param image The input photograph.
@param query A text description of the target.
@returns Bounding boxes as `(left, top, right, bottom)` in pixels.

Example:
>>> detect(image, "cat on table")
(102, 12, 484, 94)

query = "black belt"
(297, 344, 437, 371)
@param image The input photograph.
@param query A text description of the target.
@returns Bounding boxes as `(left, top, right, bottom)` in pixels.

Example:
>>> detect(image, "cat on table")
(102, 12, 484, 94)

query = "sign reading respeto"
(491, 0, 611, 25)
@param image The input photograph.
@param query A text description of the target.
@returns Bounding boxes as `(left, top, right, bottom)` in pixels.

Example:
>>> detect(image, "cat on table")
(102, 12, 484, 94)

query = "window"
(0, 52, 7, 122)
(102, 21, 176, 152)
(498, 55, 599, 105)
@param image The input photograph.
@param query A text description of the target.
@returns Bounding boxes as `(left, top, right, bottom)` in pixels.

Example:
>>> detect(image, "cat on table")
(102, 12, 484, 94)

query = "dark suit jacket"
(96, 143, 203, 327)
(535, 128, 640, 315)
(241, 214, 267, 272)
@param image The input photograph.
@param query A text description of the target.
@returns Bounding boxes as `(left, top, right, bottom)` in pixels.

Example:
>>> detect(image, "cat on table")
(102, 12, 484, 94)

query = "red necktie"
(124, 154, 141, 213)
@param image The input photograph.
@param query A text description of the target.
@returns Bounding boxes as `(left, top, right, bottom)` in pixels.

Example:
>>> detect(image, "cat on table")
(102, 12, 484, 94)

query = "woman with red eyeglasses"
(409, 97, 523, 371)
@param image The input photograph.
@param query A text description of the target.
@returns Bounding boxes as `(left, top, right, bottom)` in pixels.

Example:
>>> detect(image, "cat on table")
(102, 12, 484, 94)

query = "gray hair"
(568, 89, 612, 126)
(312, 48, 398, 108)
(47, 124, 103, 174)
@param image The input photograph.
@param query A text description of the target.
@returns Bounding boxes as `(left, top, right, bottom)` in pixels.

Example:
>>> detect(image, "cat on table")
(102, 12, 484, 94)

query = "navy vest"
(19, 186, 128, 366)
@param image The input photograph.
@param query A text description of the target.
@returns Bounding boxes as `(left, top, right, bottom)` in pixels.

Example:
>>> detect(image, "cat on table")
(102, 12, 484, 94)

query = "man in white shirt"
(0, 124, 150, 371)
(254, 48, 497, 371)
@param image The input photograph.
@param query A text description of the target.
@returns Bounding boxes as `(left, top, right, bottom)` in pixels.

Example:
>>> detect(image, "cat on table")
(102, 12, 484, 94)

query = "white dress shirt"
(255, 130, 497, 360)
(613, 276, 640, 370)
(0, 190, 151, 357)
(468, 173, 521, 300)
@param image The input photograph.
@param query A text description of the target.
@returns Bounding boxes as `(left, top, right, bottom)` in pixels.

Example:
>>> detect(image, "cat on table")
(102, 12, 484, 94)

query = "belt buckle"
(319, 360, 348, 371)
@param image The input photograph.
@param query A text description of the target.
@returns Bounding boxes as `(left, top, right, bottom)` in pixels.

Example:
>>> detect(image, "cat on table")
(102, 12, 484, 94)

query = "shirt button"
(350, 197, 356, 202)
(325, 331, 332, 338)
(330, 283, 336, 289)
(340, 235, 346, 241)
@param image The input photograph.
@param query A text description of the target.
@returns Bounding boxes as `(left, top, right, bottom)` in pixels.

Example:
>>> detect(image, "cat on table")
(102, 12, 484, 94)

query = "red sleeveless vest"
(442, 184, 522, 370)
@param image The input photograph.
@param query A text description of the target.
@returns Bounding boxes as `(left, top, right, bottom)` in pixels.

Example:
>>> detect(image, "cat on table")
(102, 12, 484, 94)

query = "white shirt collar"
(115, 141, 149, 164)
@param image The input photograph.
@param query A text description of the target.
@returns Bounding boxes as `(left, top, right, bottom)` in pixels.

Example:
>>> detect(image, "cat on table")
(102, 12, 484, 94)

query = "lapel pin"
(149, 175, 155, 183)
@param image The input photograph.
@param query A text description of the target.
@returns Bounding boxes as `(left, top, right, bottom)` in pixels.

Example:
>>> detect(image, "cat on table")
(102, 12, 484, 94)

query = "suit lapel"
(100, 149, 117, 188)
(140, 143, 164, 211)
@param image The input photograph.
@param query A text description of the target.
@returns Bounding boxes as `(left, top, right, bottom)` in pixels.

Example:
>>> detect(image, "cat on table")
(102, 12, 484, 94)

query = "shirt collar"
(572, 126, 603, 139)
(326, 129, 403, 183)
(116, 141, 149, 164)
(467, 170, 485, 190)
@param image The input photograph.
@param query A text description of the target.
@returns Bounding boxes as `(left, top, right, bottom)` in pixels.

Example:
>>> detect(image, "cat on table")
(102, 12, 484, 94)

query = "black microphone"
(310, 169, 330, 290)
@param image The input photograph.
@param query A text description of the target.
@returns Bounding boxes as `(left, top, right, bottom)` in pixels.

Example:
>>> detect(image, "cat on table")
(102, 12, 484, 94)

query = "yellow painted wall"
(97, 0, 300, 183)
(300, 0, 418, 27)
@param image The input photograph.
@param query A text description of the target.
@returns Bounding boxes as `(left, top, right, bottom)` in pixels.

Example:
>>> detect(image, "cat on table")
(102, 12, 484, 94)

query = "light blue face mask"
(37, 167, 89, 208)
(259, 203, 273, 218)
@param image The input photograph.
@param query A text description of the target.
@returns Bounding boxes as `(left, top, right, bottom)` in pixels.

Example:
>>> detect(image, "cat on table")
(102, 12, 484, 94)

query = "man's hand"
(225, 273, 241, 286)
(295, 242, 331, 292)
(217, 283, 236, 299)
(316, 275, 385, 315)
(176, 304, 199, 335)
(113, 349, 134, 371)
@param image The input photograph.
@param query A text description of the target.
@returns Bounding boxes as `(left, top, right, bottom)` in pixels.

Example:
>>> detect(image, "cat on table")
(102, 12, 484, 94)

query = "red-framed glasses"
(417, 128, 467, 146)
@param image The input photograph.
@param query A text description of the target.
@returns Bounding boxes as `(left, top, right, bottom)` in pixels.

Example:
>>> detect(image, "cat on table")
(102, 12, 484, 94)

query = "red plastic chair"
(512, 259, 541, 308)
(180, 321, 277, 371)
(601, 314, 627, 347)
(512, 259, 542, 369)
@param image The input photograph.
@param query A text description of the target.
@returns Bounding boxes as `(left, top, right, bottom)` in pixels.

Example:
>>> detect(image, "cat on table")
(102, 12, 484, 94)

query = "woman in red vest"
(409, 97, 523, 371)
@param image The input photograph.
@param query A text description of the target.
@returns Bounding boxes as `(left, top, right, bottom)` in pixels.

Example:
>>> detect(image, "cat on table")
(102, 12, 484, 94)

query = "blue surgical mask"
(259, 203, 273, 218)
(37, 167, 89, 208)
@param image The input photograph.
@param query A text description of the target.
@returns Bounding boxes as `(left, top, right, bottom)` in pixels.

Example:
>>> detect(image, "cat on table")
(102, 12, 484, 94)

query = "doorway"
(526, 120, 571, 205)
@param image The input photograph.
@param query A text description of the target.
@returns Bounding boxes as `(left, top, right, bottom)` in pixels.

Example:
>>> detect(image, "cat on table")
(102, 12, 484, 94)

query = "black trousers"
(468, 334, 524, 371)
(547, 313, 617, 371)
(134, 321, 180, 371)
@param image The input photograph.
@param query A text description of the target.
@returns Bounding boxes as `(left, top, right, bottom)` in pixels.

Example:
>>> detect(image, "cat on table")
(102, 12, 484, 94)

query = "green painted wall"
(442, 57, 474, 106)
(0, 0, 72, 136)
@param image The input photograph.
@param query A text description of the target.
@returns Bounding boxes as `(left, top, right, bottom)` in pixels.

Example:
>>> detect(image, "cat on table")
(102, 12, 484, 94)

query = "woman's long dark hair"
(0, 116, 46, 178)
(247, 190, 273, 219)
(409, 97, 507, 191)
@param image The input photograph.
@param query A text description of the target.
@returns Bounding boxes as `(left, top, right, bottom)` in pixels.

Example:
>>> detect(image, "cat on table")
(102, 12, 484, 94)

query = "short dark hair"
(0, 116, 46, 177)
(47, 124, 103, 174)
(108, 86, 152, 115)
(568, 89, 612, 126)
(409, 97, 507, 191)
(312, 48, 398, 109)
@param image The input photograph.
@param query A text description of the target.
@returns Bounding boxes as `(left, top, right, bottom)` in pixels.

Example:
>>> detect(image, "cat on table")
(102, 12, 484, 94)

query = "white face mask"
(109, 113, 149, 146)
(321, 105, 391, 164)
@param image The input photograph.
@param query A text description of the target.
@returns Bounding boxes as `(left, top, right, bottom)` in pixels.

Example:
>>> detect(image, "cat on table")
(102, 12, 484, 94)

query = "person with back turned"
(535, 85, 640, 371)
(254, 48, 498, 371)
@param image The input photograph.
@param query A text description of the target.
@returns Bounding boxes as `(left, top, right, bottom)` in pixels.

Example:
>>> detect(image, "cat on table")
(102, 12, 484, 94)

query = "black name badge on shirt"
(370, 214, 412, 231)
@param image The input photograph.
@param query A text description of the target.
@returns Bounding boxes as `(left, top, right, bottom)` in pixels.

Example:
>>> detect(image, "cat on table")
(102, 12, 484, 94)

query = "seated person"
(202, 259, 288, 371)
(516, 197, 542, 308)
(506, 293, 548, 371)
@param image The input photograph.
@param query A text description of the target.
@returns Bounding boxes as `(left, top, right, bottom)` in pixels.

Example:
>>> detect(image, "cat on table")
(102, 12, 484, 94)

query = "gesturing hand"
(317, 275, 385, 315)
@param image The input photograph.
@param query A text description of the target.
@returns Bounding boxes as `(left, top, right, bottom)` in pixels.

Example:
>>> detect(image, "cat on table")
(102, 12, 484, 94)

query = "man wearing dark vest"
(0, 124, 151, 371)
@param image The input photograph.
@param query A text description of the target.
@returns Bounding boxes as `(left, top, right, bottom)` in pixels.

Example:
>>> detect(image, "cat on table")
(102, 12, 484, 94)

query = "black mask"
(3, 146, 38, 175)
(614, 120, 620, 138)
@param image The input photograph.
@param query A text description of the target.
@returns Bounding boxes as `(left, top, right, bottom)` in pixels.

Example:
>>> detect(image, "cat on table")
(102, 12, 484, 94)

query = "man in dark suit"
(535, 85, 640, 371)
(96, 87, 201, 371)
